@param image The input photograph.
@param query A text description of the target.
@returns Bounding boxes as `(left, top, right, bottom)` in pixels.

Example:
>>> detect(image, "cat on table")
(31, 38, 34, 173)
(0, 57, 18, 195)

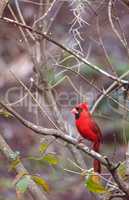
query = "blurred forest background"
(0, 0, 129, 200)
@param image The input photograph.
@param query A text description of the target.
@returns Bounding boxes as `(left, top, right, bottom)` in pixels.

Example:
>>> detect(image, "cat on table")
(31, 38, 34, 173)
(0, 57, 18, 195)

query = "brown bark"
(0, 0, 9, 17)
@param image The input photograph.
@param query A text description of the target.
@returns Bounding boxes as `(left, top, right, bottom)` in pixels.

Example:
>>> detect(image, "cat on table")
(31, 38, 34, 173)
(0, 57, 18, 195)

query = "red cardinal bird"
(71, 102, 102, 173)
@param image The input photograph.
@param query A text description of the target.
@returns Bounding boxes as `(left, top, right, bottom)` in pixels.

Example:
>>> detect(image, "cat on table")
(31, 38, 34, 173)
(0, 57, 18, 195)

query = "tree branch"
(108, 193, 126, 200)
(0, 17, 129, 86)
(0, 0, 9, 17)
(0, 101, 129, 197)
(56, 64, 129, 114)
(91, 70, 129, 113)
(0, 133, 48, 200)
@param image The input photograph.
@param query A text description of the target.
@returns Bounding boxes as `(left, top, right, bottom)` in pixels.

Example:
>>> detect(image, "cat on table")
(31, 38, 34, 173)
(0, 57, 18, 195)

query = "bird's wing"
(90, 119, 103, 143)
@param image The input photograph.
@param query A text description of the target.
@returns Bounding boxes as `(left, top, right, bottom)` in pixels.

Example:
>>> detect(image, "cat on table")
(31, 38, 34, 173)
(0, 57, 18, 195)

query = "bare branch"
(0, 133, 47, 200)
(10, 70, 59, 129)
(14, 0, 35, 41)
(91, 70, 129, 113)
(108, 193, 126, 200)
(108, 0, 129, 59)
(96, 16, 117, 76)
(56, 64, 129, 114)
(0, 0, 9, 17)
(0, 16, 129, 86)
(0, 100, 129, 197)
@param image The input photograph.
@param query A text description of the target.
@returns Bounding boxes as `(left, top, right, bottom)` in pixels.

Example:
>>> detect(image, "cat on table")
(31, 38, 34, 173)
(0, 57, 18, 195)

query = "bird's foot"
(77, 137, 85, 144)
(75, 137, 85, 148)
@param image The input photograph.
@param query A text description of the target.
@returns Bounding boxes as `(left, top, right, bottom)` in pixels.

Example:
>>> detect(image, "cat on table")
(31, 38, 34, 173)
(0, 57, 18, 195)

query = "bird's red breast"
(71, 102, 102, 173)
(71, 102, 102, 143)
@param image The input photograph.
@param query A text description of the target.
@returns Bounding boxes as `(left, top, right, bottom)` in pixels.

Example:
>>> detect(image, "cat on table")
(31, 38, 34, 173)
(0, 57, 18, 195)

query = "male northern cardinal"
(71, 102, 102, 173)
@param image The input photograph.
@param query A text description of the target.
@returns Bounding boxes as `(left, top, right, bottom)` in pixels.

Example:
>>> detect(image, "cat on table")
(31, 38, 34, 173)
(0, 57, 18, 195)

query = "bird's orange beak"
(71, 108, 78, 115)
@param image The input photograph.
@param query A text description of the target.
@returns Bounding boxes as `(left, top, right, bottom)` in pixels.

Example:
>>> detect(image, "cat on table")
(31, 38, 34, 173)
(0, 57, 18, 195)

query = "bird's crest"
(77, 102, 89, 111)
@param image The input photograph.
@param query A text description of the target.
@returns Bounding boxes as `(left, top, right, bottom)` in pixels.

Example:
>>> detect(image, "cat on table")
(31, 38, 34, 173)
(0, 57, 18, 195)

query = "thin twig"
(109, 193, 126, 200)
(0, 17, 129, 86)
(56, 64, 129, 114)
(0, 100, 129, 197)
(0, 133, 47, 200)
(10, 70, 59, 129)
(15, 0, 35, 41)
(96, 16, 117, 76)
(91, 69, 129, 113)
(0, 0, 9, 17)
(108, 0, 129, 59)
(8, 4, 30, 47)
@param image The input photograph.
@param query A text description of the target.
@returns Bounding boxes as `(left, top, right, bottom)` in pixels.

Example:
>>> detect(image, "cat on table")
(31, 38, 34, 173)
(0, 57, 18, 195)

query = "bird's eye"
(76, 107, 79, 111)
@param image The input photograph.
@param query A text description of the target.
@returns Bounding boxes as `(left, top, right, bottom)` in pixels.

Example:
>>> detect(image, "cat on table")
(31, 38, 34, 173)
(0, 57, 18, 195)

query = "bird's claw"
(77, 138, 85, 144)
(75, 138, 85, 148)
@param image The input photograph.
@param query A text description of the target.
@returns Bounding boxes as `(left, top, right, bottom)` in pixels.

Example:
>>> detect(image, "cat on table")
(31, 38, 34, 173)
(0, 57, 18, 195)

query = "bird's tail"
(93, 142, 101, 173)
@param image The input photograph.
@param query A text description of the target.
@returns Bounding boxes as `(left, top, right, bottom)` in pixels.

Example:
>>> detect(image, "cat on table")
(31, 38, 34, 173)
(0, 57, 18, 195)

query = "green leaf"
(118, 162, 126, 179)
(16, 176, 29, 193)
(0, 109, 13, 118)
(47, 68, 55, 84)
(39, 143, 48, 153)
(110, 57, 129, 76)
(85, 174, 108, 194)
(50, 74, 64, 87)
(27, 153, 59, 166)
(0, 178, 12, 189)
(43, 153, 59, 165)
(10, 151, 20, 160)
(8, 158, 20, 171)
(32, 175, 50, 192)
(81, 64, 98, 78)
